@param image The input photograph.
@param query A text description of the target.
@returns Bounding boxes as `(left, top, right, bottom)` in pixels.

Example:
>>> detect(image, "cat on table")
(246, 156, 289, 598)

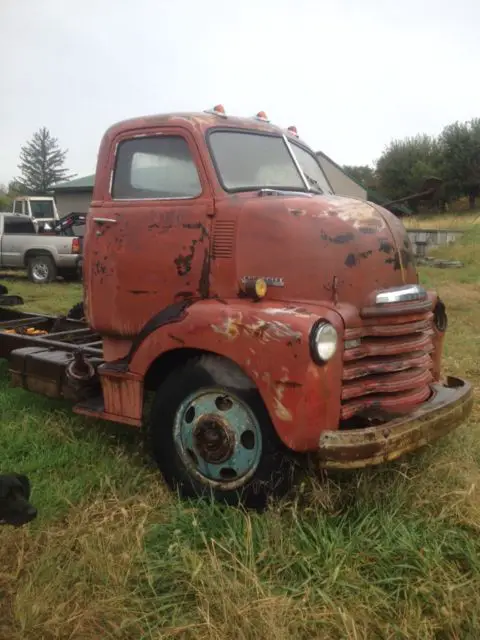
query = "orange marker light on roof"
(205, 104, 227, 118)
(287, 126, 298, 136)
(256, 111, 269, 121)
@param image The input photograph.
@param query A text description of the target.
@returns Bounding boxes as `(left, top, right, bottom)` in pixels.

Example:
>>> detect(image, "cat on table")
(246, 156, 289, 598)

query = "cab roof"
(105, 111, 307, 145)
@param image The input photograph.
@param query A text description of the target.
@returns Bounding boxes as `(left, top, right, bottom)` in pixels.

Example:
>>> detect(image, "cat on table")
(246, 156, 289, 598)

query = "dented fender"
(128, 299, 345, 452)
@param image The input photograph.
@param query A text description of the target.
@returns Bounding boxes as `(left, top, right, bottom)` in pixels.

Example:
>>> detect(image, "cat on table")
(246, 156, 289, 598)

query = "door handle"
(93, 217, 117, 225)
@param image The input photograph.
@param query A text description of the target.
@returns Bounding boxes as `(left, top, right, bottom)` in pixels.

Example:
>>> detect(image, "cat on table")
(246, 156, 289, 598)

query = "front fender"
(128, 299, 345, 452)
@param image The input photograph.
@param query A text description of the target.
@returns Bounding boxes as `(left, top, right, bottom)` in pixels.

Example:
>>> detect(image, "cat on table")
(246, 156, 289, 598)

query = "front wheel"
(27, 255, 57, 284)
(148, 355, 298, 508)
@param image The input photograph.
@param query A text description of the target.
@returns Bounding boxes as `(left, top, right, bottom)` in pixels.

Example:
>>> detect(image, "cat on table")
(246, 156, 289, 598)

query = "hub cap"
(32, 262, 49, 282)
(173, 389, 262, 488)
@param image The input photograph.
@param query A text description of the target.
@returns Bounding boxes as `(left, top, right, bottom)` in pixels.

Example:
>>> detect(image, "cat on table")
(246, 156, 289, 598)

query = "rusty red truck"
(0, 106, 473, 506)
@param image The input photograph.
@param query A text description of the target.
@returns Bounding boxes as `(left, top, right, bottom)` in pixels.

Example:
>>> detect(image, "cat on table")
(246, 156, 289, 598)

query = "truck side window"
(112, 136, 202, 200)
(30, 200, 55, 219)
(4, 218, 35, 234)
(13, 201, 23, 215)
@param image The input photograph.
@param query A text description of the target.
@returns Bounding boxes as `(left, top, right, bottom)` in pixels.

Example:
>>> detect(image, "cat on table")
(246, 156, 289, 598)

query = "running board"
(73, 365, 144, 427)
(73, 396, 142, 427)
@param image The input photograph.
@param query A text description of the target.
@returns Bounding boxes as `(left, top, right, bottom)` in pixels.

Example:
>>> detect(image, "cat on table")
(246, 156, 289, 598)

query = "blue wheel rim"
(173, 388, 262, 489)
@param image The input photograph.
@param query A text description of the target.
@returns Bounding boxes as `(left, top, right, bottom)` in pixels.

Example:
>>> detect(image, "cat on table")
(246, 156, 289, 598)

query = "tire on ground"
(27, 255, 57, 284)
(148, 354, 299, 509)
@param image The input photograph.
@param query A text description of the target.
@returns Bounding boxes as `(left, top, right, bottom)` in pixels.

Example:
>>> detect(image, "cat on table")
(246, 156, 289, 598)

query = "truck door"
(1, 217, 36, 267)
(83, 128, 214, 338)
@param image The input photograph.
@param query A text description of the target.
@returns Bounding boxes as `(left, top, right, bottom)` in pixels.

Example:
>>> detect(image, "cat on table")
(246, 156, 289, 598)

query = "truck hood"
(232, 194, 417, 309)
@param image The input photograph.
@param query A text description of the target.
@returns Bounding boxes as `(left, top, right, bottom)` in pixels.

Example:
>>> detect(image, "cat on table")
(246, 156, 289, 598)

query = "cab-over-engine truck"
(0, 106, 473, 507)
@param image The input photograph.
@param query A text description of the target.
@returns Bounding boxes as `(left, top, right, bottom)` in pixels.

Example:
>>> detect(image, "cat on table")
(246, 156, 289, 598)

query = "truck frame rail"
(0, 308, 102, 360)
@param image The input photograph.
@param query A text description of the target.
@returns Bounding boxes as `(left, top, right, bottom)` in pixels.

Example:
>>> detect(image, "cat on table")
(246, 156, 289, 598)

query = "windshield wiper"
(257, 188, 313, 198)
(303, 173, 323, 194)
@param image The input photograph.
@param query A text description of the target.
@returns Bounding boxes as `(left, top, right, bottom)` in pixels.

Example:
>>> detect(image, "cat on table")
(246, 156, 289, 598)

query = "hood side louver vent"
(212, 220, 236, 258)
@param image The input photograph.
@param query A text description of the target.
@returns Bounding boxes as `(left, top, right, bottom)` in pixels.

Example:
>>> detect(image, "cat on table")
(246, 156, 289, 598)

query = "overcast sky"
(1, 0, 479, 186)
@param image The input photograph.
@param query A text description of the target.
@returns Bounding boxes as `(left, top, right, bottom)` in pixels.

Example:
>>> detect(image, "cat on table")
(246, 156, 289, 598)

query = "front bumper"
(317, 376, 473, 469)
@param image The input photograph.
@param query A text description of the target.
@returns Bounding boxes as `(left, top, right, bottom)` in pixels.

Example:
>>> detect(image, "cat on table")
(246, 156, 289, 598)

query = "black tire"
(66, 301, 85, 321)
(27, 255, 57, 284)
(148, 355, 298, 509)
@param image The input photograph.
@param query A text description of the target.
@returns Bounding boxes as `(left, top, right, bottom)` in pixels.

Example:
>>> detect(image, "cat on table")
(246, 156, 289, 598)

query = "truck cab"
(4, 106, 472, 507)
(11, 196, 60, 231)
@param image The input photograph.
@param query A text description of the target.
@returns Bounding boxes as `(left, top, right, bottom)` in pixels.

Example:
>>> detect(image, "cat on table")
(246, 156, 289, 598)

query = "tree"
(16, 127, 75, 194)
(439, 119, 480, 210)
(7, 179, 26, 196)
(342, 164, 377, 188)
(0, 184, 11, 211)
(375, 135, 443, 211)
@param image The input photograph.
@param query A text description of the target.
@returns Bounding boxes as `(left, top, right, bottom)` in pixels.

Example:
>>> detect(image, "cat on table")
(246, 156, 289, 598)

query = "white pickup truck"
(7, 196, 60, 231)
(0, 214, 82, 283)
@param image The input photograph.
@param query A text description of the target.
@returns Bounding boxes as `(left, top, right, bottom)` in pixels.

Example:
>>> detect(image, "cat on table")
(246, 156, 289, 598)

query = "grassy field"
(0, 239, 479, 639)
(403, 209, 480, 230)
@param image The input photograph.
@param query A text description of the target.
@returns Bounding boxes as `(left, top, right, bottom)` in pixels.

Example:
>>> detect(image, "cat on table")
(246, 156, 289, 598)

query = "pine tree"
(16, 127, 75, 194)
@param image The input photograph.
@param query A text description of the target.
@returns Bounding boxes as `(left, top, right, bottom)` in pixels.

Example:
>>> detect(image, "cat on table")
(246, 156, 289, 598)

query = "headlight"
(310, 321, 338, 364)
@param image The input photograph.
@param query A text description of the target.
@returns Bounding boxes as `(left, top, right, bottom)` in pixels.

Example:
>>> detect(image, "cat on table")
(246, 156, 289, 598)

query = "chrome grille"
(341, 310, 434, 420)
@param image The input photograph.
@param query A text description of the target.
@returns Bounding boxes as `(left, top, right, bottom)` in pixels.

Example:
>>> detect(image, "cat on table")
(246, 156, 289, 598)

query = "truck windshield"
(208, 130, 332, 194)
(30, 200, 54, 219)
(290, 141, 332, 194)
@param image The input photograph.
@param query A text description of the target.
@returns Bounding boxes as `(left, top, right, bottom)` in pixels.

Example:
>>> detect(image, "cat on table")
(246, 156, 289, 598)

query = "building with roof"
(52, 174, 95, 217)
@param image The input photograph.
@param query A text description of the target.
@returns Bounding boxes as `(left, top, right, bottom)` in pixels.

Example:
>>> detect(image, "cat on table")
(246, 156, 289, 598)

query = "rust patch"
(211, 312, 302, 345)
(288, 208, 307, 217)
(320, 230, 355, 244)
(358, 226, 376, 235)
(345, 250, 373, 268)
(198, 248, 210, 298)
(211, 314, 242, 340)
(263, 307, 311, 319)
(93, 261, 107, 276)
(317, 377, 473, 469)
(148, 211, 186, 231)
(262, 370, 293, 421)
(275, 380, 302, 389)
(379, 238, 395, 254)
(273, 398, 292, 421)
(174, 223, 209, 277)
(245, 319, 302, 344)
(385, 248, 414, 271)
(175, 291, 195, 300)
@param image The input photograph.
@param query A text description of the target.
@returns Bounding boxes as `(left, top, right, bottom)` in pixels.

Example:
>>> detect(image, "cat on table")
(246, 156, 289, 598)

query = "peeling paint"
(273, 397, 293, 421)
(379, 238, 395, 255)
(272, 368, 296, 421)
(244, 319, 302, 343)
(211, 314, 242, 340)
(320, 230, 355, 244)
(288, 208, 307, 217)
(324, 198, 387, 232)
(345, 250, 373, 268)
(211, 311, 302, 345)
(174, 223, 209, 277)
(263, 307, 312, 318)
